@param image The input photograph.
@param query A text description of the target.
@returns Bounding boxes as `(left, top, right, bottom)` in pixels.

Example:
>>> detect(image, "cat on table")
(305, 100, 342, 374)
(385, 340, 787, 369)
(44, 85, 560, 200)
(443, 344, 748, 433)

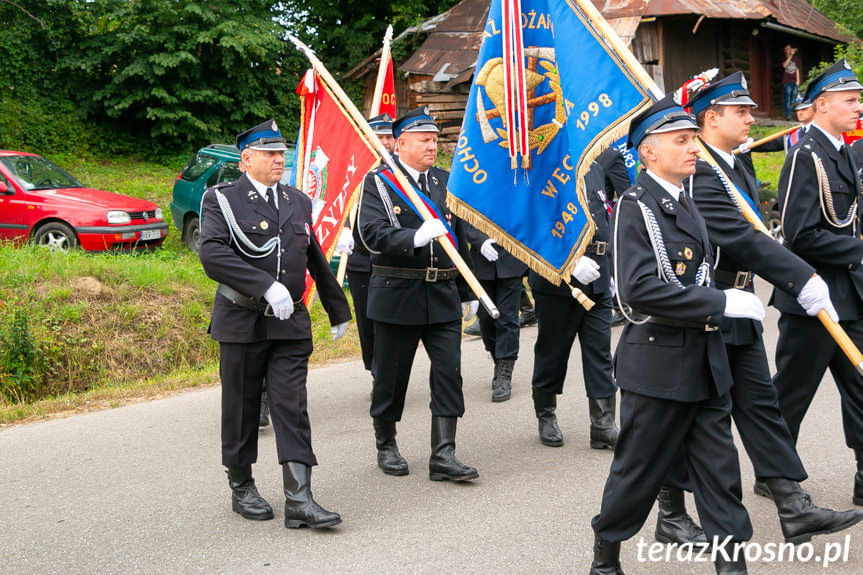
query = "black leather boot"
(753, 478, 772, 499)
(258, 391, 270, 428)
(854, 449, 863, 505)
(282, 462, 341, 528)
(532, 387, 563, 447)
(654, 486, 707, 545)
(766, 477, 863, 543)
(492, 358, 514, 402)
(429, 416, 478, 481)
(588, 395, 619, 450)
(519, 293, 537, 327)
(226, 465, 273, 521)
(589, 533, 626, 575)
(715, 555, 747, 574)
(373, 417, 408, 476)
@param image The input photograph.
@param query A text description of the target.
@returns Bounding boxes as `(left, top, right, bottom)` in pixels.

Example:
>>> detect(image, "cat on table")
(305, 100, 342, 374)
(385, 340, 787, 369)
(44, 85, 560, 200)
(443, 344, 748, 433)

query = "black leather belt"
(714, 269, 752, 289)
(373, 265, 459, 282)
(217, 284, 303, 316)
(584, 241, 608, 256)
(648, 317, 719, 332)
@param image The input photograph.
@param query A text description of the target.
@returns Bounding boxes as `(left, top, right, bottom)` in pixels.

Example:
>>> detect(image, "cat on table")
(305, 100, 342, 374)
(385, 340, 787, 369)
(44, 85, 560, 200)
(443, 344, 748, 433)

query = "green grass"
(0, 153, 361, 424)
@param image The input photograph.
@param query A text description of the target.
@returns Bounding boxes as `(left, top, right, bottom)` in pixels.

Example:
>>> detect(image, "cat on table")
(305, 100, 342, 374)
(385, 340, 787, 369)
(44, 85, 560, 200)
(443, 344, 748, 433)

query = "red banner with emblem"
(294, 69, 380, 306)
(843, 119, 863, 146)
(379, 56, 396, 118)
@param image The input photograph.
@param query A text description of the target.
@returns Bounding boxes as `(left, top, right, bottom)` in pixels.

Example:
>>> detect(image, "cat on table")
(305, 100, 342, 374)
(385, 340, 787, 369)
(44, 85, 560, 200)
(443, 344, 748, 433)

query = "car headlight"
(155, 207, 163, 220)
(107, 210, 131, 224)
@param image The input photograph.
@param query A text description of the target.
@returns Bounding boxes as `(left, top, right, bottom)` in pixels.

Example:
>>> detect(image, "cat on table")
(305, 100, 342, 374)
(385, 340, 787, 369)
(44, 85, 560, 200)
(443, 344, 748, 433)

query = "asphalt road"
(2, 280, 862, 574)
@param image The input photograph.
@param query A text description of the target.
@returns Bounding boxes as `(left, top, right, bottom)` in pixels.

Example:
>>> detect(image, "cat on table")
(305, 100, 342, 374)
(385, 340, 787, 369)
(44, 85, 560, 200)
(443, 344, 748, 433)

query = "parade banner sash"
(377, 168, 458, 249)
(294, 69, 380, 305)
(447, 0, 653, 283)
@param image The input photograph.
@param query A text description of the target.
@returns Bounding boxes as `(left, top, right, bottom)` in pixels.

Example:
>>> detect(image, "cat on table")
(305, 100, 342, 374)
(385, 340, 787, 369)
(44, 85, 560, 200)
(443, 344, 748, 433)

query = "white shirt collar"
(646, 169, 683, 201)
(246, 173, 277, 208)
(398, 159, 429, 189)
(704, 141, 735, 169)
(812, 123, 846, 151)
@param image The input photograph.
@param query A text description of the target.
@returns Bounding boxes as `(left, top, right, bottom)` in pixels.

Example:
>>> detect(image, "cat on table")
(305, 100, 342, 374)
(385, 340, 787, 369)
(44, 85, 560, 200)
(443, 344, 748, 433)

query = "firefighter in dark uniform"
(527, 161, 618, 450)
(358, 106, 479, 481)
(590, 96, 762, 575)
(652, 71, 861, 549)
(464, 224, 527, 402)
(336, 114, 396, 382)
(771, 60, 863, 506)
(199, 120, 351, 529)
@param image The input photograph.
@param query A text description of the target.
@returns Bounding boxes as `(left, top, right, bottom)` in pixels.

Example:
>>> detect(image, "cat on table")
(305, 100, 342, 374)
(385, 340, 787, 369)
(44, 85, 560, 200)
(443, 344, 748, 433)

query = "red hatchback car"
(0, 151, 168, 251)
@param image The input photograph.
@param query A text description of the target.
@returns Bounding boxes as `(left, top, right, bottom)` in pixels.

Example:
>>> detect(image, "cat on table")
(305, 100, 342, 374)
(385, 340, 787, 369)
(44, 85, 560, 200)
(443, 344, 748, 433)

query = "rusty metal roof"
(596, 0, 852, 43)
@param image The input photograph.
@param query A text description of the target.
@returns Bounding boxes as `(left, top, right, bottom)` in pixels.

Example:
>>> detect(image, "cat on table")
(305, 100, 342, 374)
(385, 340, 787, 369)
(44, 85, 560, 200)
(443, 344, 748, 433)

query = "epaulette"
(207, 181, 233, 193)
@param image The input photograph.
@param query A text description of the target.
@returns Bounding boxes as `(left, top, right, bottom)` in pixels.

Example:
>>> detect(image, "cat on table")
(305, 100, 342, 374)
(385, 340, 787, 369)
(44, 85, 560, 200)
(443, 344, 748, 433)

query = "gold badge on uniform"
(394, 206, 401, 214)
(683, 247, 693, 260)
(260, 221, 269, 230)
(675, 262, 686, 276)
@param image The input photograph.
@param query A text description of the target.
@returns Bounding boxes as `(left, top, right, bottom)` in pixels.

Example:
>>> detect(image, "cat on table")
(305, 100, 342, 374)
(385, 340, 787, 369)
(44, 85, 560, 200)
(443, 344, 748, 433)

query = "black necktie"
(266, 187, 278, 214)
(418, 173, 429, 195)
(678, 192, 692, 214)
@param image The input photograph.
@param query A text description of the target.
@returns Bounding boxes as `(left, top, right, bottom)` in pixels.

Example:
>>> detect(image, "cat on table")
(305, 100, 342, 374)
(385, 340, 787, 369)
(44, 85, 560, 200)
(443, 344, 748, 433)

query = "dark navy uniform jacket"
(692, 144, 813, 346)
(611, 172, 731, 402)
(772, 127, 863, 320)
(199, 173, 351, 342)
(530, 162, 612, 299)
(464, 224, 527, 281)
(358, 157, 473, 325)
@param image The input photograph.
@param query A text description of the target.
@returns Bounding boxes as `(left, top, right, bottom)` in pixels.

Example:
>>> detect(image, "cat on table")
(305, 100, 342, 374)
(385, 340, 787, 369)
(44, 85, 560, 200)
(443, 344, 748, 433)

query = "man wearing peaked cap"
(357, 106, 480, 482)
(589, 94, 762, 575)
(771, 58, 863, 508)
(368, 113, 396, 153)
(199, 119, 351, 529)
(657, 71, 861, 550)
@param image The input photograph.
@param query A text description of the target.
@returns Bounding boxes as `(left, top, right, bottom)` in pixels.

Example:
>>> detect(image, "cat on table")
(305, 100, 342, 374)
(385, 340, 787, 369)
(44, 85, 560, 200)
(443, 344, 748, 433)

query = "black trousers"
(774, 313, 863, 449)
(531, 291, 616, 398)
(370, 320, 465, 421)
(220, 339, 316, 468)
(347, 269, 375, 375)
(592, 390, 751, 543)
(478, 276, 522, 360)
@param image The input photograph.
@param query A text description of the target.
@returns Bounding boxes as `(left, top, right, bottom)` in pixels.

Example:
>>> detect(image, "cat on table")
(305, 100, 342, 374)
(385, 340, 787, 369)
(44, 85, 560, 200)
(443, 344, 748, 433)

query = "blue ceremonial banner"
(447, 0, 653, 283)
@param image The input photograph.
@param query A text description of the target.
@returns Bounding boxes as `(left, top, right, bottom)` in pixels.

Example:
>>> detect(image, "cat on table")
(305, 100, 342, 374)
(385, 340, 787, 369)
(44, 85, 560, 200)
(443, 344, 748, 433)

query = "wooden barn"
(345, 0, 856, 146)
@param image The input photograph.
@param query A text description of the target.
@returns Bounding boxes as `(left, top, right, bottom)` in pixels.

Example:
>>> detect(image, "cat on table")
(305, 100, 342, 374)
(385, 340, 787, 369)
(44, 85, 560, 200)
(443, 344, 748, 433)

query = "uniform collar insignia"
(431, 174, 439, 186)
(281, 188, 290, 201)
(659, 196, 676, 213)
(247, 190, 258, 202)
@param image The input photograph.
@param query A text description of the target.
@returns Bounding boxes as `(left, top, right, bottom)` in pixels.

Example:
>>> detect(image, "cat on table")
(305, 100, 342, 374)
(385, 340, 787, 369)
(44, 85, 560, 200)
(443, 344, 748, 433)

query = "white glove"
(413, 219, 448, 248)
(737, 137, 755, 154)
(336, 229, 354, 255)
(331, 321, 349, 341)
(609, 276, 617, 298)
(480, 239, 499, 262)
(264, 282, 294, 321)
(723, 289, 766, 321)
(572, 256, 601, 284)
(463, 300, 479, 322)
(797, 275, 839, 322)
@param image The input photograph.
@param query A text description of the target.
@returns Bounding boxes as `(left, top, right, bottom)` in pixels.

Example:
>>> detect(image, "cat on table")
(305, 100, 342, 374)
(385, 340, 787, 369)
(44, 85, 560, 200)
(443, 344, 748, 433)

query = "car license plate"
(141, 229, 161, 241)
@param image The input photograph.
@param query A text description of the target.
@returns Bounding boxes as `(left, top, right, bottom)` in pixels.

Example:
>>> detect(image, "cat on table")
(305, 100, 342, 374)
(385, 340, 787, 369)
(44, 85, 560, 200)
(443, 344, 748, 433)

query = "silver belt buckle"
(705, 324, 719, 332)
(425, 267, 439, 282)
(734, 271, 750, 290)
(594, 241, 607, 256)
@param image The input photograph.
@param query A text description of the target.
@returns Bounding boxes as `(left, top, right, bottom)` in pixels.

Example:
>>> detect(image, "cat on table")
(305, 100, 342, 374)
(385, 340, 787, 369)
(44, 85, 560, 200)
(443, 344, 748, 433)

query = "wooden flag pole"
(289, 34, 500, 319)
(573, 0, 863, 373)
(733, 125, 801, 155)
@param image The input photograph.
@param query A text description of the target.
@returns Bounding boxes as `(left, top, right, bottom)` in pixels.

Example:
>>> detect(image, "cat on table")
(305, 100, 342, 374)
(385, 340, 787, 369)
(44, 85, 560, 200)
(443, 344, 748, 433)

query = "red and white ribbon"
(501, 0, 530, 169)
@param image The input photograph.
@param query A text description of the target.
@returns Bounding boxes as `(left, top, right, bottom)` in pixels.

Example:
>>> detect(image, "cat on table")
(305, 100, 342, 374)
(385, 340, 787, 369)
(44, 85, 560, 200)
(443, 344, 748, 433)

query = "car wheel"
(766, 210, 782, 242)
(183, 216, 201, 253)
(33, 222, 79, 251)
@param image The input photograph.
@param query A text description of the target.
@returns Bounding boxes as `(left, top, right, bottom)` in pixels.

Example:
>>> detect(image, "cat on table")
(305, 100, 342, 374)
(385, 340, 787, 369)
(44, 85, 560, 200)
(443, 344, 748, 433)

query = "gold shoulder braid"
(814, 152, 857, 233)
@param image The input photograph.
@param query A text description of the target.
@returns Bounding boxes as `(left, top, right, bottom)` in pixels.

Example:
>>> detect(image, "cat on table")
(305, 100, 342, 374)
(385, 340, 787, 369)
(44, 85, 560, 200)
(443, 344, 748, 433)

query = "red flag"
(843, 119, 863, 146)
(295, 69, 380, 306)
(379, 56, 397, 118)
